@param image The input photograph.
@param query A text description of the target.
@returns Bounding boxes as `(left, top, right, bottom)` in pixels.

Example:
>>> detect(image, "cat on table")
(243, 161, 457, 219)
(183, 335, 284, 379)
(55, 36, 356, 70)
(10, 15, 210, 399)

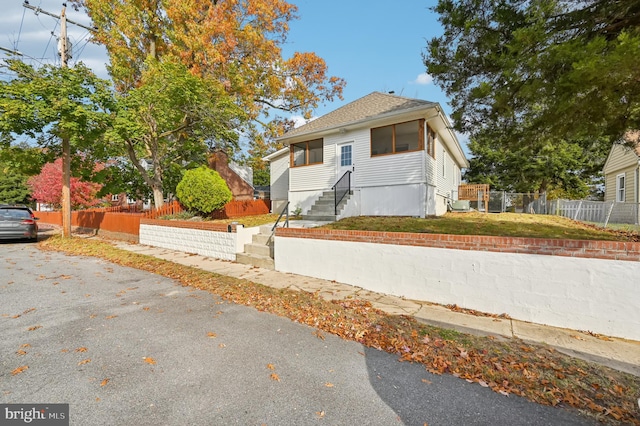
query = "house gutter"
(435, 104, 470, 168)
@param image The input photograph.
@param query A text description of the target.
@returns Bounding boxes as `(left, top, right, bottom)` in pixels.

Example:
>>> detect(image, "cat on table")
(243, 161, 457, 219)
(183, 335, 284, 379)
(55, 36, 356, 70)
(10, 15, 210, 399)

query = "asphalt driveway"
(1, 242, 597, 425)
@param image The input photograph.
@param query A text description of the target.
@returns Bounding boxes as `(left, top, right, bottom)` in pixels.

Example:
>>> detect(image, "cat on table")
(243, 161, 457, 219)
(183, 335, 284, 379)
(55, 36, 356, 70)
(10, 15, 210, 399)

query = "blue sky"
(282, 0, 450, 118)
(2, 0, 465, 151)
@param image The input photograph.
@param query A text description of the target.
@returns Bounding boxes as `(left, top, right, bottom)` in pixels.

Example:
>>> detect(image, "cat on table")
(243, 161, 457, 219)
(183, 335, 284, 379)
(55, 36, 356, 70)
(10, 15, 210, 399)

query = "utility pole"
(22, 2, 95, 238)
(59, 5, 72, 238)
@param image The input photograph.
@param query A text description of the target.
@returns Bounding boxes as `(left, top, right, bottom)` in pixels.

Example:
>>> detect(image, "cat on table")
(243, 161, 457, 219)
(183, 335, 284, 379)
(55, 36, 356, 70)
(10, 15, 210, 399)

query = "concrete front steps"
(302, 191, 351, 222)
(236, 225, 275, 269)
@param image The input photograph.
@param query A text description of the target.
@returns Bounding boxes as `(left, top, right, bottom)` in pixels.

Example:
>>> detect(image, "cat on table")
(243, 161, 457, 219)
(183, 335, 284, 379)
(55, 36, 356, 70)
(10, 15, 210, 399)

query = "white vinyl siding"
(289, 140, 335, 192)
(269, 151, 289, 201)
(338, 127, 422, 187)
(435, 134, 460, 200)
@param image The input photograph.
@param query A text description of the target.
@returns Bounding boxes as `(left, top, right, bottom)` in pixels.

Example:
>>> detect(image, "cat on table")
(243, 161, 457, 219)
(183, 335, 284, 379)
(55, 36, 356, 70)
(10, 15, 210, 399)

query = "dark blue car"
(0, 205, 39, 242)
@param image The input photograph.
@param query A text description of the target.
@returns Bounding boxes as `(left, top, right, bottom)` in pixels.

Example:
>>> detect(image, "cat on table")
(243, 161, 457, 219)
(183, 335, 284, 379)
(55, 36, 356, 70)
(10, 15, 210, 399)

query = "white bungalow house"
(269, 91, 468, 220)
(602, 131, 640, 224)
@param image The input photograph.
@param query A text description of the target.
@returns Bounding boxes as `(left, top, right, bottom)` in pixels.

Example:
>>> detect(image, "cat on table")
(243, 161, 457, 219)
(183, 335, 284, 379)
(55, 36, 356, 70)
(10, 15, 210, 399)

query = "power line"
(0, 47, 23, 56)
(22, 2, 96, 33)
(18, 2, 99, 70)
(16, 2, 27, 50)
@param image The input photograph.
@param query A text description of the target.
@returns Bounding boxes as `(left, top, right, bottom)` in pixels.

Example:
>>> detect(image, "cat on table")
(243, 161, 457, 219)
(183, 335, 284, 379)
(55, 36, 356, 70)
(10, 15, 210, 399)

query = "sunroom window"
(291, 138, 323, 167)
(371, 119, 424, 156)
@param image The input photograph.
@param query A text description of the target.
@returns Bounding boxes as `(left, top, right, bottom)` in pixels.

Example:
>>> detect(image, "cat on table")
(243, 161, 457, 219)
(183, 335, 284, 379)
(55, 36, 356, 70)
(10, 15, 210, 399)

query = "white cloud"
(413, 73, 433, 85)
(290, 114, 318, 128)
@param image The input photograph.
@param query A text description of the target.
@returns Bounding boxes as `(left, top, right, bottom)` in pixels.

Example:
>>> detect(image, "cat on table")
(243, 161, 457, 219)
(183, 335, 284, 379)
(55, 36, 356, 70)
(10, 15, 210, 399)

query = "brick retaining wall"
(276, 228, 640, 262)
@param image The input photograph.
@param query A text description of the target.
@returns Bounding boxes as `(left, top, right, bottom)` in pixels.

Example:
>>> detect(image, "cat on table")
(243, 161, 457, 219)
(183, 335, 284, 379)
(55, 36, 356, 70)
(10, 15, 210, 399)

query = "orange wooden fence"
(211, 199, 270, 219)
(142, 200, 184, 219)
(35, 210, 142, 238)
(36, 199, 271, 239)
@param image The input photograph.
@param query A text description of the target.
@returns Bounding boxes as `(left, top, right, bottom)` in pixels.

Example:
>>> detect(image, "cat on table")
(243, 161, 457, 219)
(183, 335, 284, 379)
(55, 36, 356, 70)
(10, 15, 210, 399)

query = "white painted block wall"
(140, 224, 259, 261)
(274, 237, 640, 341)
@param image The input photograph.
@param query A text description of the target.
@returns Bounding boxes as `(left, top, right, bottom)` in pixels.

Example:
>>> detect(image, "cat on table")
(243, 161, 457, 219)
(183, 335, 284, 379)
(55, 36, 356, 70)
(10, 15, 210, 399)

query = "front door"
(337, 142, 355, 186)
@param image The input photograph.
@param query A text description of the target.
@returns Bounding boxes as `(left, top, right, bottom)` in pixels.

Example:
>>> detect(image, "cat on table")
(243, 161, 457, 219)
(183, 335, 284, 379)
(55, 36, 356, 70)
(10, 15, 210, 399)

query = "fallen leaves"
(206, 332, 217, 338)
(38, 235, 640, 426)
(11, 308, 36, 319)
(100, 378, 109, 387)
(143, 357, 157, 365)
(11, 366, 28, 376)
(77, 359, 91, 366)
(27, 325, 42, 331)
(267, 364, 280, 382)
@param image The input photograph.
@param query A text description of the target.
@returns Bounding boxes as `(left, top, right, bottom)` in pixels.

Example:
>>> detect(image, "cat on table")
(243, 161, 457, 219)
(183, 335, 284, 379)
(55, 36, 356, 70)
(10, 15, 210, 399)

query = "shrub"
(176, 166, 232, 215)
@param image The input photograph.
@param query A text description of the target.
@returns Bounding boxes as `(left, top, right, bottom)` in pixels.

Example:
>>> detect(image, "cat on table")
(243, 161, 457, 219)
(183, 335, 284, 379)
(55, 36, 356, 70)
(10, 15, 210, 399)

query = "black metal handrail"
(331, 171, 352, 215)
(271, 201, 290, 232)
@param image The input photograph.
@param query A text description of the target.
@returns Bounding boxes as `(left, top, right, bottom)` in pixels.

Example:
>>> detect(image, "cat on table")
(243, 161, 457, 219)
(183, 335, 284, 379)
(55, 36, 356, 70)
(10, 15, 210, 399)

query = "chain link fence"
(466, 191, 547, 214)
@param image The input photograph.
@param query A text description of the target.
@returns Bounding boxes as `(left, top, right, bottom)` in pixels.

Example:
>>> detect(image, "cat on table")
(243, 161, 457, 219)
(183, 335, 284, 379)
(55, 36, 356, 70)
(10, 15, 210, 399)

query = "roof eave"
(262, 147, 289, 162)
(276, 102, 439, 145)
(435, 105, 469, 168)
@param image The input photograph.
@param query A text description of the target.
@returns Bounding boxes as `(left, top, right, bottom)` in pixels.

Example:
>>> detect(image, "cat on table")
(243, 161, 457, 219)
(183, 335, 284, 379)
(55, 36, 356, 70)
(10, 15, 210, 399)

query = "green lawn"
(319, 212, 640, 241)
(166, 211, 640, 242)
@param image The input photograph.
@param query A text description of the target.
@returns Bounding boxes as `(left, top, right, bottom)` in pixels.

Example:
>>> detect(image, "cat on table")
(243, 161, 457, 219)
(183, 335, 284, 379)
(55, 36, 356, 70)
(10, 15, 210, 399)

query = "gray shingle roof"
(279, 91, 437, 140)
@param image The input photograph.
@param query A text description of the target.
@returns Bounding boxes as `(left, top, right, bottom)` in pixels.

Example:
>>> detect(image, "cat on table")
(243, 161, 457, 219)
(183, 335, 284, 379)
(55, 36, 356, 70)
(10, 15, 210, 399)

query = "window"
(616, 173, 626, 202)
(111, 194, 119, 202)
(291, 138, 323, 167)
(340, 145, 352, 167)
(442, 149, 446, 177)
(426, 125, 436, 158)
(371, 119, 424, 156)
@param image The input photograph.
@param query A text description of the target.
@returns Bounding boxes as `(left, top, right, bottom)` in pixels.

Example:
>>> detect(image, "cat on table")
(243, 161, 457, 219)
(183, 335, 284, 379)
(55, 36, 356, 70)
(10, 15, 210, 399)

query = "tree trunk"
(61, 137, 71, 238)
(152, 186, 164, 210)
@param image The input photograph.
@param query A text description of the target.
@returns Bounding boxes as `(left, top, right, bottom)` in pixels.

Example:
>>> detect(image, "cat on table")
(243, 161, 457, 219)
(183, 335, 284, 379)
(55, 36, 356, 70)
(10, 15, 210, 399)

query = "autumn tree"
(241, 118, 295, 186)
(0, 142, 49, 177)
(106, 59, 244, 208)
(72, 0, 345, 178)
(28, 159, 103, 209)
(424, 0, 640, 195)
(0, 59, 115, 234)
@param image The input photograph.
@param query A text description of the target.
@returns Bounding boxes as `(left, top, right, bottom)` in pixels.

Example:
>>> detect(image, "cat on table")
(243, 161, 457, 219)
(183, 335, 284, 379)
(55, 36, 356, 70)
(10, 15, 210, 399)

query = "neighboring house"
(263, 147, 290, 214)
(603, 131, 640, 223)
(274, 91, 468, 219)
(208, 150, 254, 200)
